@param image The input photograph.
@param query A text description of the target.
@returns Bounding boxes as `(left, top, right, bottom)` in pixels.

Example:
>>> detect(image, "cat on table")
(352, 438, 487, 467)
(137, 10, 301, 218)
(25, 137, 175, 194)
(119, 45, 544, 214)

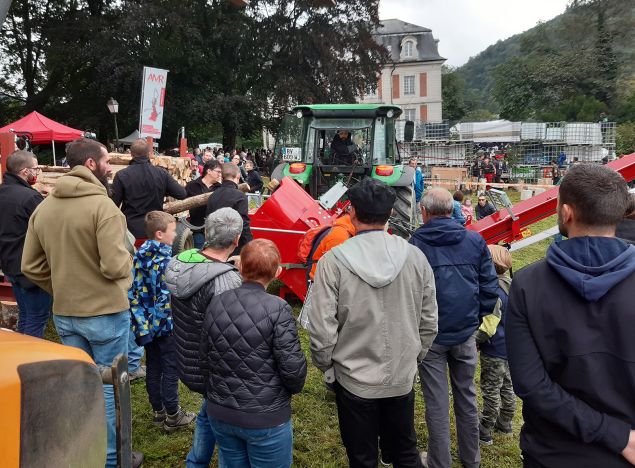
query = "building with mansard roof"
(359, 19, 446, 123)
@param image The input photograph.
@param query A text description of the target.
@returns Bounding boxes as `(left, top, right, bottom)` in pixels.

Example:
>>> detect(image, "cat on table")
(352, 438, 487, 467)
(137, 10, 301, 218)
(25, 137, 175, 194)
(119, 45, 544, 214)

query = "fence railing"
(399, 120, 616, 167)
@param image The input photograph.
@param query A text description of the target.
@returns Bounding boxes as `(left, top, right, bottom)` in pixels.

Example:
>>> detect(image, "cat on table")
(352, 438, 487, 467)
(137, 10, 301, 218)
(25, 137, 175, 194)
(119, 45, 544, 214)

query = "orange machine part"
(0, 330, 95, 467)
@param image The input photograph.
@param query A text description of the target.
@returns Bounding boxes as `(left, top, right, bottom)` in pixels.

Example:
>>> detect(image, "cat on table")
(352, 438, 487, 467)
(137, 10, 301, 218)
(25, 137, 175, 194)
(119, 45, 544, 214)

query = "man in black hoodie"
(506, 164, 635, 468)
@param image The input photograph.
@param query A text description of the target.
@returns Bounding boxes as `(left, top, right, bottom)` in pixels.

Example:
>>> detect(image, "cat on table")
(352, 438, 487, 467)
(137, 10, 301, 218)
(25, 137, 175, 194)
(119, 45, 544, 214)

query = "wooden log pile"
(34, 153, 195, 195)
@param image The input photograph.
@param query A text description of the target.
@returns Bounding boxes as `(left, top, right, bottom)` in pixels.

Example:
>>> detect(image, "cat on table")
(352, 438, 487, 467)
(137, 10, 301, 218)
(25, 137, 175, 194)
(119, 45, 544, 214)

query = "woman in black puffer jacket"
(165, 207, 243, 467)
(201, 239, 307, 468)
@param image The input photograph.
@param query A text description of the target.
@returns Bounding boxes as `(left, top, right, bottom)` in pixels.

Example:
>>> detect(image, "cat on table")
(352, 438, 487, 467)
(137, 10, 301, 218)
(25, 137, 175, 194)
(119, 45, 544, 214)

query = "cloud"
(379, 0, 569, 66)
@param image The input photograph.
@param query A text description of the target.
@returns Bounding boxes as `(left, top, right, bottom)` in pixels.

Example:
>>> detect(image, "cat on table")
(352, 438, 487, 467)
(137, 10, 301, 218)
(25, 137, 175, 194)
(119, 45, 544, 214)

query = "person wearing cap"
(330, 129, 356, 165)
(476, 245, 516, 446)
(409, 187, 498, 468)
(309, 178, 438, 468)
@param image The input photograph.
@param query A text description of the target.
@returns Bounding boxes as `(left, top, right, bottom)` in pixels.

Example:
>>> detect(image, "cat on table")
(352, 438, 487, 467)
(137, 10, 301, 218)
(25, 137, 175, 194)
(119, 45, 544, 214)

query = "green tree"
(615, 89, 635, 123)
(616, 122, 635, 156)
(0, 0, 70, 111)
(441, 66, 468, 124)
(460, 0, 633, 121)
(0, 0, 384, 149)
(251, 0, 384, 131)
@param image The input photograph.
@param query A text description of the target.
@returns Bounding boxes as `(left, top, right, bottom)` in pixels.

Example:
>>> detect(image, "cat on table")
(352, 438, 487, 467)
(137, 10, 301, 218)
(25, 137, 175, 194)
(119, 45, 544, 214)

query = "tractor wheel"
(172, 222, 194, 256)
(390, 185, 416, 239)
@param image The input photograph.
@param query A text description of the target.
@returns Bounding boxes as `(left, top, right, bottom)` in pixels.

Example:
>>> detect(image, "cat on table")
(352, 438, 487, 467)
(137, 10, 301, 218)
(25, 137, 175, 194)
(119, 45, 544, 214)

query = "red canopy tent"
(0, 111, 84, 164)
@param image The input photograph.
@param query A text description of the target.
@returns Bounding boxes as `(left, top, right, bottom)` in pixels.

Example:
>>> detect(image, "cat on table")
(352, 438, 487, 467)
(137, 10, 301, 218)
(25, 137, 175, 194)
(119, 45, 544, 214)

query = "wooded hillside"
(448, 0, 635, 154)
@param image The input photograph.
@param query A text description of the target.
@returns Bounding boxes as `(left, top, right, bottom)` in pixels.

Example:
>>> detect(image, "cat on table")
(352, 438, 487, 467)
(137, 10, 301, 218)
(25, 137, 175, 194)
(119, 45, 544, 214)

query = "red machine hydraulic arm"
(467, 152, 635, 245)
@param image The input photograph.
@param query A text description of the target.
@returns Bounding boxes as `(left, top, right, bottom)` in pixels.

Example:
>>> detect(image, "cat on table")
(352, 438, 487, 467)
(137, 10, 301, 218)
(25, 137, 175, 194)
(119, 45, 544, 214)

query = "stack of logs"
(35, 153, 195, 195)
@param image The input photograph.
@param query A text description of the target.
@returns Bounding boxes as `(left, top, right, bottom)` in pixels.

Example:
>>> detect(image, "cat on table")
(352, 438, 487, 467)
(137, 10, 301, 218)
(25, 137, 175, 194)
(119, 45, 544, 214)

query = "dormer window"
(404, 41, 413, 58)
(400, 36, 417, 61)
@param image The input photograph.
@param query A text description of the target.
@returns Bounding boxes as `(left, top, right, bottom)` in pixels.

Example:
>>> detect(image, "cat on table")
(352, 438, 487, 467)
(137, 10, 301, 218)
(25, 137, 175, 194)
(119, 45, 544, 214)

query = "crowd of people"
(470, 151, 508, 184)
(1, 136, 635, 468)
(190, 147, 274, 179)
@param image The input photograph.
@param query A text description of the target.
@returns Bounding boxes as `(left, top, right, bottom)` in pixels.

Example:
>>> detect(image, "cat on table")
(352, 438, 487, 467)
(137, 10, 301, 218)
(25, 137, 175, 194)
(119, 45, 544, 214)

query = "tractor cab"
(272, 104, 413, 199)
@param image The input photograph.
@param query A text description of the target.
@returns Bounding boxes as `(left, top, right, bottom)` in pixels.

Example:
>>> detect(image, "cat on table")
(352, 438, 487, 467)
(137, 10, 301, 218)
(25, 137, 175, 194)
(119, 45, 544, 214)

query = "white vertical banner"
(138, 66, 169, 138)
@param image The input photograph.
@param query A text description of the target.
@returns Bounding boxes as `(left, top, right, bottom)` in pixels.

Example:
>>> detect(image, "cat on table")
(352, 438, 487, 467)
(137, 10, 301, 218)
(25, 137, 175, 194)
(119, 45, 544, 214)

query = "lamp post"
(106, 97, 119, 150)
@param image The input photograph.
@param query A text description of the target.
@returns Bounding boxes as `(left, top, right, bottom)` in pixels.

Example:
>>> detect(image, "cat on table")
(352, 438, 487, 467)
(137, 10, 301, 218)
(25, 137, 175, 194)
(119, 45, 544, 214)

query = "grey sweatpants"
(418, 335, 480, 468)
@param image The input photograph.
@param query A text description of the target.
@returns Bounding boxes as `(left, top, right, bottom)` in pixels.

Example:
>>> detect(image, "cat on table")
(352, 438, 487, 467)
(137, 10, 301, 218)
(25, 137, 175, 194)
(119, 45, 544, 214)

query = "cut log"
(107, 154, 133, 165)
(39, 165, 70, 173)
(163, 183, 251, 215)
(35, 154, 196, 192)
(164, 192, 212, 214)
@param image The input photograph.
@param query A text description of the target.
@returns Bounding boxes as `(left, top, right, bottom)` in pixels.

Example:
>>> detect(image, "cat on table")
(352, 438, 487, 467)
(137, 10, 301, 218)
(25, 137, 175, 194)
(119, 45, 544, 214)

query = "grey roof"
(376, 19, 431, 35)
(374, 19, 445, 63)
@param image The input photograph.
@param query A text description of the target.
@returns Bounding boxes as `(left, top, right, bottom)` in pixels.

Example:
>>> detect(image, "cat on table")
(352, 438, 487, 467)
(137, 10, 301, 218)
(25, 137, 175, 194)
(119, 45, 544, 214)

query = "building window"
(404, 75, 415, 96)
(404, 41, 413, 58)
(404, 108, 416, 121)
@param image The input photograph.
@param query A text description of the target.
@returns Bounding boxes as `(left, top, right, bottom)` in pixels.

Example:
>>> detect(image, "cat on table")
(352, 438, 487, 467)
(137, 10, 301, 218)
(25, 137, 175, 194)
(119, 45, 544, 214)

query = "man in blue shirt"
(409, 158, 424, 225)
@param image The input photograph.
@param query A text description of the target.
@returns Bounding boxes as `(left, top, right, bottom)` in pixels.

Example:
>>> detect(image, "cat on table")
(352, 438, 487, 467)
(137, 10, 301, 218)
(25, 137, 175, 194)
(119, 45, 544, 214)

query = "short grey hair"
(421, 188, 453, 216)
(7, 150, 37, 174)
(204, 207, 243, 249)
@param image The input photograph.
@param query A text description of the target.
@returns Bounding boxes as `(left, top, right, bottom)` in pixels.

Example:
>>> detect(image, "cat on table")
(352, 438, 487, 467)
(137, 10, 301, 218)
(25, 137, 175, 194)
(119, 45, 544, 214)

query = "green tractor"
(271, 104, 416, 235)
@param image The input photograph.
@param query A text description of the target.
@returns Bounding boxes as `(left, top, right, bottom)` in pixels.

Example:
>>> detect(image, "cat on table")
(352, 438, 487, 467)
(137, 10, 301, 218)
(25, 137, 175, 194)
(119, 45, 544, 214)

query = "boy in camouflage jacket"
(477, 244, 516, 446)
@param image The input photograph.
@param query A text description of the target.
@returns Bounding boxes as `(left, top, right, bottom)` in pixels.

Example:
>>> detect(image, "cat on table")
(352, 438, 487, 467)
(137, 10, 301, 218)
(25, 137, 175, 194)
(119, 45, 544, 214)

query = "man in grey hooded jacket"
(310, 178, 438, 468)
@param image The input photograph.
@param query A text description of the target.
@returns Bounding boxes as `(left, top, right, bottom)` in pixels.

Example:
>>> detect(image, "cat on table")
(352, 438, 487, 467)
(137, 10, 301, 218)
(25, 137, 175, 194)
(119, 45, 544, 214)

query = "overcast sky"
(378, 0, 570, 67)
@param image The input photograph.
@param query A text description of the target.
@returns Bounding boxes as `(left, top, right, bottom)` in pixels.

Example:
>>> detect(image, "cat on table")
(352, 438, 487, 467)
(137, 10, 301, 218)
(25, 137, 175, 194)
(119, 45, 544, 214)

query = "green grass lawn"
(46, 190, 558, 467)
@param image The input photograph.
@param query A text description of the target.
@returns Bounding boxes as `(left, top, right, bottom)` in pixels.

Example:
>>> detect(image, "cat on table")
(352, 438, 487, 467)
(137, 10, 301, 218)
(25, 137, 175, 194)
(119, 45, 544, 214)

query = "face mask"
(27, 175, 38, 185)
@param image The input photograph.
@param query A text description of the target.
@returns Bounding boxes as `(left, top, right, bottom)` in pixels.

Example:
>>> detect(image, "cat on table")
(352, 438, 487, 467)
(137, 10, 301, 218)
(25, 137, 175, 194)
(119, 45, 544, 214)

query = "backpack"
(297, 224, 333, 285)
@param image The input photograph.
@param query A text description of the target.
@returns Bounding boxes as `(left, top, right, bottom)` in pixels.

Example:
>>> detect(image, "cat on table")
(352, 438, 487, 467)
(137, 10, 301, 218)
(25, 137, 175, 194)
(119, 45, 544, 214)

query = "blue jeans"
(210, 417, 292, 468)
(193, 232, 205, 250)
(8, 278, 51, 338)
(186, 400, 217, 468)
(128, 327, 144, 373)
(53, 311, 130, 468)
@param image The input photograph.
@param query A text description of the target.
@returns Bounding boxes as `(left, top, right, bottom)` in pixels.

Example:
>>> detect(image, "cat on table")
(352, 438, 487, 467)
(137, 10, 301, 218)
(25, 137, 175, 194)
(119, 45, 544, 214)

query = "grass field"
(49, 191, 559, 467)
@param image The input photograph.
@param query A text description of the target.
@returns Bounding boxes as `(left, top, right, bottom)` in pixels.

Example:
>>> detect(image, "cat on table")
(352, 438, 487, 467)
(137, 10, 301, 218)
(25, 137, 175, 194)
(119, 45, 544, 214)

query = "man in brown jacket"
(22, 138, 137, 468)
